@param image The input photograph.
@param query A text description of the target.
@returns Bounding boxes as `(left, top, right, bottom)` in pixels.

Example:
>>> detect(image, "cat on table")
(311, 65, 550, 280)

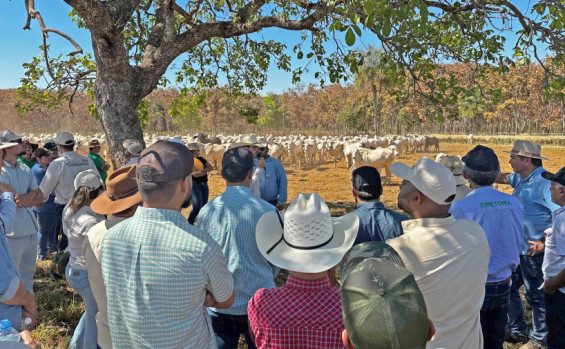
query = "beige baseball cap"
(391, 156, 457, 205)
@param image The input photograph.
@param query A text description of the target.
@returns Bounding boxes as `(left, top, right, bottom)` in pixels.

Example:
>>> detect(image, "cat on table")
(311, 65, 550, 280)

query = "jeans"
(188, 182, 209, 225)
(545, 291, 565, 349)
(56, 204, 67, 251)
(6, 234, 37, 294)
(507, 254, 547, 346)
(207, 310, 255, 349)
(481, 278, 510, 349)
(66, 265, 98, 349)
(37, 211, 58, 259)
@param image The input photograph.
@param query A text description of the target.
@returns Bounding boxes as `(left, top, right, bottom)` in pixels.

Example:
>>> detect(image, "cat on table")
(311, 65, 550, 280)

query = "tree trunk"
(371, 84, 379, 136)
(95, 74, 145, 169)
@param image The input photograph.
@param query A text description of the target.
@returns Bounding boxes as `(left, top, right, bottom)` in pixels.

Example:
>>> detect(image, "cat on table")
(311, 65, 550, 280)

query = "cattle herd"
(25, 132, 442, 180)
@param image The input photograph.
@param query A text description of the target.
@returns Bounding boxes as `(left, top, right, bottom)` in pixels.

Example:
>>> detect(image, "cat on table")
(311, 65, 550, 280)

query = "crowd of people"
(0, 129, 563, 349)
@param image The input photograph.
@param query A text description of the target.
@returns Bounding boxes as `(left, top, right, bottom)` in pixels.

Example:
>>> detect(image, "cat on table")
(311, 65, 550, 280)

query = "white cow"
(466, 133, 474, 144)
(352, 147, 395, 182)
(203, 143, 226, 174)
(288, 140, 304, 168)
(303, 140, 317, 167)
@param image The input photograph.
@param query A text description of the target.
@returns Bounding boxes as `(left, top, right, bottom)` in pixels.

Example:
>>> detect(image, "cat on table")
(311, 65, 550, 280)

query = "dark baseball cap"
(542, 167, 565, 187)
(43, 140, 57, 152)
(352, 166, 383, 198)
(136, 140, 194, 183)
(462, 145, 500, 172)
(222, 147, 254, 175)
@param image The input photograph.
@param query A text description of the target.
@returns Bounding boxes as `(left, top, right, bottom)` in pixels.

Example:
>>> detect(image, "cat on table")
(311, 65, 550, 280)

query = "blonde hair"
(67, 186, 102, 215)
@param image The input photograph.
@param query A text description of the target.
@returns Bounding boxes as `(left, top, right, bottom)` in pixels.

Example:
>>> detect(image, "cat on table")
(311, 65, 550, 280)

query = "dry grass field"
(32, 142, 564, 348)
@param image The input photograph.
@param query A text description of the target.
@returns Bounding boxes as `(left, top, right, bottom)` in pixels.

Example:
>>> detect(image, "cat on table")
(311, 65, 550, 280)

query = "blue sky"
(0, 1, 540, 94)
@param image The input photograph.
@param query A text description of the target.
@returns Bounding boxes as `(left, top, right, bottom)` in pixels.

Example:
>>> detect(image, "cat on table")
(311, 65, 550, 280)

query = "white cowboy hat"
(230, 133, 267, 149)
(256, 192, 359, 273)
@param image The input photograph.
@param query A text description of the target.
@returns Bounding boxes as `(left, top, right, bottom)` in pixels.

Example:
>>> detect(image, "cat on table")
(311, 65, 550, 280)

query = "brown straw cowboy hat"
(91, 165, 142, 215)
(503, 140, 549, 160)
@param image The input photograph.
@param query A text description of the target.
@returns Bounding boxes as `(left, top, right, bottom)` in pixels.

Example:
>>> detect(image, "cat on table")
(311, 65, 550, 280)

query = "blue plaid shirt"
(197, 186, 278, 315)
(101, 207, 234, 348)
(508, 167, 560, 254)
(353, 201, 407, 245)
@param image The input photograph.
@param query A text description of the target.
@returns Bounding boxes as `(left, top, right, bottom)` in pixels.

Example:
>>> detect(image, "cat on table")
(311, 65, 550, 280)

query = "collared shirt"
(508, 166, 560, 254)
(83, 215, 127, 349)
(353, 201, 407, 245)
(88, 152, 108, 184)
(255, 157, 288, 204)
(17, 156, 35, 170)
(63, 205, 104, 270)
(248, 275, 344, 349)
(0, 161, 39, 238)
(0, 192, 22, 330)
(387, 216, 490, 349)
(450, 186, 523, 282)
(197, 185, 278, 315)
(31, 164, 56, 214)
(101, 207, 233, 349)
(39, 151, 97, 205)
(542, 206, 565, 294)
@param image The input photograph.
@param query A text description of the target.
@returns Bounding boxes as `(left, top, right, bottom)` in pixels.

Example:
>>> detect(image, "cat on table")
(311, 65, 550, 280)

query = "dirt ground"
(200, 143, 565, 216)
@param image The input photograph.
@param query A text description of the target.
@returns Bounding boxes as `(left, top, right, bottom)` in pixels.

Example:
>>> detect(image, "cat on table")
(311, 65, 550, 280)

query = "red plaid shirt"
(247, 275, 344, 349)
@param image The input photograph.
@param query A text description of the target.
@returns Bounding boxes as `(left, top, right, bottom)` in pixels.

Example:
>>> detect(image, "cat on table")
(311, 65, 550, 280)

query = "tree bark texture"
(372, 83, 379, 136)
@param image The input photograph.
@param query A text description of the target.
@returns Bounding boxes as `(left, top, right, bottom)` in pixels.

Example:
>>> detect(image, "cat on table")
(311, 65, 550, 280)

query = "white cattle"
(203, 143, 226, 174)
(343, 141, 361, 169)
(466, 133, 474, 144)
(303, 140, 317, 167)
(352, 147, 395, 182)
(288, 140, 304, 168)
(435, 152, 448, 165)
(268, 143, 285, 161)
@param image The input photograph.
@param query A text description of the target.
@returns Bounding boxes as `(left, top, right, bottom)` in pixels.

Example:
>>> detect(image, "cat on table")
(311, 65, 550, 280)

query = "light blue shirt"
(101, 207, 233, 349)
(450, 186, 523, 282)
(197, 186, 278, 315)
(0, 192, 23, 330)
(508, 167, 559, 254)
(0, 162, 39, 238)
(255, 157, 287, 204)
(353, 201, 407, 245)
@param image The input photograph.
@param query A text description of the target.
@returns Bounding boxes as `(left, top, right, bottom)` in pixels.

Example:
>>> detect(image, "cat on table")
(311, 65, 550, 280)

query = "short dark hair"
(463, 165, 499, 186)
(518, 155, 542, 167)
(223, 168, 251, 183)
(136, 166, 181, 202)
(59, 144, 74, 151)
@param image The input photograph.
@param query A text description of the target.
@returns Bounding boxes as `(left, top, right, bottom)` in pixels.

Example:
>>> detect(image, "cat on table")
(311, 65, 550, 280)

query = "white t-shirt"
(387, 215, 490, 349)
(39, 151, 98, 205)
(542, 206, 565, 294)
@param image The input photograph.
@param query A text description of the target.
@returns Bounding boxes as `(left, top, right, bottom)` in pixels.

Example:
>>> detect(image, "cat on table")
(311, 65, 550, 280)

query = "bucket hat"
(503, 140, 548, 160)
(256, 192, 359, 273)
(91, 165, 142, 215)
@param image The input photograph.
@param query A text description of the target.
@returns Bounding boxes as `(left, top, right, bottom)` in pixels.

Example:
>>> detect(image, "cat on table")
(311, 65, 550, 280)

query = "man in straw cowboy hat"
(442, 155, 472, 202)
(100, 140, 234, 348)
(228, 133, 267, 200)
(387, 156, 490, 349)
(248, 192, 359, 348)
(197, 146, 276, 349)
(83, 165, 142, 349)
(450, 145, 524, 349)
(496, 140, 559, 348)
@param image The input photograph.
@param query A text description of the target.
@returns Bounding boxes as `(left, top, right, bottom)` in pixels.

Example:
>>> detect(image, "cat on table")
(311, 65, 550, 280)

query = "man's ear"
(180, 175, 192, 192)
(412, 190, 423, 205)
(352, 188, 357, 198)
(342, 329, 354, 349)
(462, 170, 469, 180)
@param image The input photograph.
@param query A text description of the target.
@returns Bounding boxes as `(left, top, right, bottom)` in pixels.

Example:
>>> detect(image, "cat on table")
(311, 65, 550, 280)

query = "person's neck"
(411, 206, 451, 219)
(142, 202, 181, 211)
(288, 271, 328, 281)
(356, 197, 380, 204)
(226, 181, 250, 188)
(518, 166, 538, 179)
(468, 181, 491, 190)
(22, 154, 31, 161)
(4, 155, 18, 167)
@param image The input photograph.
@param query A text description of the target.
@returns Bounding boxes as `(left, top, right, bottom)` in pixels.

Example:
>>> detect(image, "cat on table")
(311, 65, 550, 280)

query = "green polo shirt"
(88, 152, 108, 184)
(17, 156, 35, 170)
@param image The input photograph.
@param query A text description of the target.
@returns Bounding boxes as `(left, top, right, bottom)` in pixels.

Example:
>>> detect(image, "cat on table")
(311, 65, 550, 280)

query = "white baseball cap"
(74, 169, 103, 190)
(53, 131, 75, 145)
(391, 156, 457, 205)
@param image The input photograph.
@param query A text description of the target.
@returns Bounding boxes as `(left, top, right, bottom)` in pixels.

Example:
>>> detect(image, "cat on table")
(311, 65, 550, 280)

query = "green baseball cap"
(340, 241, 429, 349)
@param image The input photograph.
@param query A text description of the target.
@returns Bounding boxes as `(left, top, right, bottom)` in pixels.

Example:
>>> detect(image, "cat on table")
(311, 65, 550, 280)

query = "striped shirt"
(197, 186, 278, 315)
(100, 207, 234, 348)
(248, 275, 344, 349)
